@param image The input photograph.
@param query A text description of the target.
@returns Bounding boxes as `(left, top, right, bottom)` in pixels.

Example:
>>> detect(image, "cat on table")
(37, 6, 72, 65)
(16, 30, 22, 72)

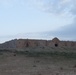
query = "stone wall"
(16, 39, 47, 49)
(0, 37, 76, 49)
(0, 39, 17, 49)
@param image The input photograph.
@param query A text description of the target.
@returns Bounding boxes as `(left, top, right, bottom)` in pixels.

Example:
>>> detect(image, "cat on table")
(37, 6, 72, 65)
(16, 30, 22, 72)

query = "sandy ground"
(0, 52, 76, 75)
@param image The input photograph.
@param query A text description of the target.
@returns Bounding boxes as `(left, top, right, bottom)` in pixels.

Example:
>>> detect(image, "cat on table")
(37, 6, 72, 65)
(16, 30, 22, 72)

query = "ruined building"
(0, 37, 76, 49)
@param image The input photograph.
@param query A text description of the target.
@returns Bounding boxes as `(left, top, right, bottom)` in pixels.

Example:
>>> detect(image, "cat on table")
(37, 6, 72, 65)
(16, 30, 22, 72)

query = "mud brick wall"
(0, 37, 76, 49)
(16, 39, 47, 49)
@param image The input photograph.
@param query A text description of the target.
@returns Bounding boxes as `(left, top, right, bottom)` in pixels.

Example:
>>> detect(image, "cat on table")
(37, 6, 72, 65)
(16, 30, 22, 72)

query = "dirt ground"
(0, 52, 76, 75)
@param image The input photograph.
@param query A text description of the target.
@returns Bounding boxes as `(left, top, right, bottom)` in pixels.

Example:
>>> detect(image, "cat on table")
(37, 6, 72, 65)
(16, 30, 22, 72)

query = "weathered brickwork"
(16, 39, 47, 48)
(0, 37, 76, 49)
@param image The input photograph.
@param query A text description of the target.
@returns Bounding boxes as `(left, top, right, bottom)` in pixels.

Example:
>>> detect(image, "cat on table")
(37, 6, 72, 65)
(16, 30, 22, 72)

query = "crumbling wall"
(55, 41, 76, 48)
(0, 39, 17, 49)
(0, 37, 76, 49)
(16, 39, 47, 49)
(48, 37, 60, 47)
(16, 39, 27, 49)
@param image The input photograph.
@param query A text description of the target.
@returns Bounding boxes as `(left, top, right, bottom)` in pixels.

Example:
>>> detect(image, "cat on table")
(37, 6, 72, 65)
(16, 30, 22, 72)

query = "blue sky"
(0, 0, 76, 43)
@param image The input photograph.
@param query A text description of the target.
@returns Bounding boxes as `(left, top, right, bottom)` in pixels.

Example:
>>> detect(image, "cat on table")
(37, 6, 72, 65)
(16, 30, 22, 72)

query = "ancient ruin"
(0, 37, 76, 49)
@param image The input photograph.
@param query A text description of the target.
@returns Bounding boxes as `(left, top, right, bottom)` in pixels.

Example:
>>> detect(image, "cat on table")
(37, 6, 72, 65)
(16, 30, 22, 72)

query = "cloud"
(0, 0, 75, 15)
(42, 21, 76, 41)
(40, 0, 75, 15)
(56, 21, 76, 40)
(25, 0, 76, 17)
(38, 0, 76, 40)
(0, 0, 76, 41)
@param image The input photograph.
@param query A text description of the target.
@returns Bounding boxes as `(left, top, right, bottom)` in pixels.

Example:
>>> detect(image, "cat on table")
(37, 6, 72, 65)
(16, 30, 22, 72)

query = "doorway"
(55, 43, 58, 47)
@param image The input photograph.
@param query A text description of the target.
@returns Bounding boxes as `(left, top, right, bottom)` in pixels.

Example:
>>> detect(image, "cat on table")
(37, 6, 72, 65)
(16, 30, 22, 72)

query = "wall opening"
(26, 43, 29, 47)
(55, 43, 58, 47)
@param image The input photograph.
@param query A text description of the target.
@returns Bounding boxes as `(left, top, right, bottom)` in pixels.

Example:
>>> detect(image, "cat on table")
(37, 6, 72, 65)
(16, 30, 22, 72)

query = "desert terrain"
(0, 47, 76, 75)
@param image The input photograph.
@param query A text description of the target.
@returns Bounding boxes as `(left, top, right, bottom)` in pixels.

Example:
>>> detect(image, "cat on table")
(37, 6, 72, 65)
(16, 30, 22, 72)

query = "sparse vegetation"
(0, 48, 76, 58)
(12, 50, 76, 59)
(60, 67, 63, 70)
(33, 65, 36, 67)
(0, 48, 76, 75)
(73, 65, 76, 68)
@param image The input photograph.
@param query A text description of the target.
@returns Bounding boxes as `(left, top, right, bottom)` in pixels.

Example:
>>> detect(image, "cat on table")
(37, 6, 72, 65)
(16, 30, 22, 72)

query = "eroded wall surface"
(0, 38, 76, 49)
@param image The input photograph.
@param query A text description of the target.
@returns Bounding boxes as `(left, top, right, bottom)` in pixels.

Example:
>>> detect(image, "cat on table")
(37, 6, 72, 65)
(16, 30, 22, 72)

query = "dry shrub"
(33, 65, 36, 67)
(60, 67, 63, 70)
(73, 65, 76, 68)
